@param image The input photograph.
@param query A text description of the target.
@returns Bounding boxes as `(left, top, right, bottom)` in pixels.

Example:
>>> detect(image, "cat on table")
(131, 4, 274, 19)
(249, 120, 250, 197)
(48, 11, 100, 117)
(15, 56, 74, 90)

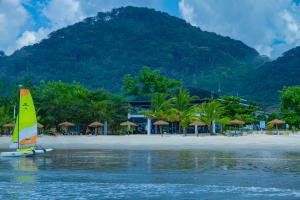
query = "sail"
(11, 89, 37, 149)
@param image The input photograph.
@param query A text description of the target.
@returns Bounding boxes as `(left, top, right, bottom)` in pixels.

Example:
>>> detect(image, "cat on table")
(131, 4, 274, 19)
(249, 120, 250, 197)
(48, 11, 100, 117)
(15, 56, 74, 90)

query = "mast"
(17, 84, 22, 149)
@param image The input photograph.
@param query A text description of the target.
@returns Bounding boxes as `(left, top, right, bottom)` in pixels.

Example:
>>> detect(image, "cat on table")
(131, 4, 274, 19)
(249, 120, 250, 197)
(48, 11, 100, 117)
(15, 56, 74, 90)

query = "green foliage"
(170, 89, 197, 134)
(243, 46, 300, 106)
(144, 93, 172, 119)
(0, 96, 14, 126)
(123, 66, 182, 97)
(196, 100, 225, 134)
(220, 96, 259, 123)
(280, 86, 300, 127)
(30, 81, 128, 134)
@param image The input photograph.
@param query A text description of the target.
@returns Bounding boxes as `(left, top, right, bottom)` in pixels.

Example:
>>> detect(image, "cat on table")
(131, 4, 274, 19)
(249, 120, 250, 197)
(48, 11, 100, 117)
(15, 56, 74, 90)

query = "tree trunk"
(208, 125, 212, 135)
(178, 124, 182, 134)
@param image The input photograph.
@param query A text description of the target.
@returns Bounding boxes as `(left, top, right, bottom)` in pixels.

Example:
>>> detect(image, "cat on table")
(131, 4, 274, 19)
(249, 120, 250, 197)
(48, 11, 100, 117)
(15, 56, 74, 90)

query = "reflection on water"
(1, 157, 38, 183)
(1, 150, 300, 199)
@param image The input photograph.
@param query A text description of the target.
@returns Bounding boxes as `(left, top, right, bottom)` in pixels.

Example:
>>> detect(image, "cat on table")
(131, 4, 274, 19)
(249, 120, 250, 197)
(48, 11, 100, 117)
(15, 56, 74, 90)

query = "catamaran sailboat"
(0, 88, 53, 157)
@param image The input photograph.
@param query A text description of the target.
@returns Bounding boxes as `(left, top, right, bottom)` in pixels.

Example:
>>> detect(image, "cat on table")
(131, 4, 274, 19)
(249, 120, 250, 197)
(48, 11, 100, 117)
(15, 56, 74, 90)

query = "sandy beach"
(1, 134, 300, 152)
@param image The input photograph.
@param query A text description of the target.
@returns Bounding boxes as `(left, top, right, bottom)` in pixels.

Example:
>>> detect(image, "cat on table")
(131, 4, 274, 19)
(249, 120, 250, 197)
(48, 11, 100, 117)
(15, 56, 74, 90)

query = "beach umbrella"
(229, 119, 245, 126)
(88, 121, 103, 135)
(58, 121, 75, 127)
(37, 123, 44, 129)
(190, 121, 206, 136)
(154, 120, 169, 136)
(229, 119, 245, 133)
(37, 123, 44, 135)
(3, 123, 15, 135)
(58, 121, 75, 135)
(88, 121, 103, 128)
(3, 122, 44, 129)
(3, 123, 15, 128)
(268, 119, 285, 131)
(120, 120, 137, 134)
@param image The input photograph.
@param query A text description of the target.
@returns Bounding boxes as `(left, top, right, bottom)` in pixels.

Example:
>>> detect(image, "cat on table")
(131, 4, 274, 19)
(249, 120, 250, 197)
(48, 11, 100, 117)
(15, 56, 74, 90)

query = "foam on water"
(1, 182, 300, 200)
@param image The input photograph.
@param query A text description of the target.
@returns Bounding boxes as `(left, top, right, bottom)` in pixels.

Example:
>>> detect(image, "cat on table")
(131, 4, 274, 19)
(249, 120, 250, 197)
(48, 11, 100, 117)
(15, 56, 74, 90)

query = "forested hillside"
(0, 6, 265, 96)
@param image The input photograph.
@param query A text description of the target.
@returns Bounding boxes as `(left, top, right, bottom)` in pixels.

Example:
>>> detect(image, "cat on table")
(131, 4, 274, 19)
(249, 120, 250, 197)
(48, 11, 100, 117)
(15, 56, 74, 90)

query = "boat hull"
(0, 148, 53, 157)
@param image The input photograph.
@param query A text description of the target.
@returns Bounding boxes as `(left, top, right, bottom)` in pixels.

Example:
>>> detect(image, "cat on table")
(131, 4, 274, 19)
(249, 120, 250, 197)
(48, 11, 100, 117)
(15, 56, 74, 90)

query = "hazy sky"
(1, 0, 300, 58)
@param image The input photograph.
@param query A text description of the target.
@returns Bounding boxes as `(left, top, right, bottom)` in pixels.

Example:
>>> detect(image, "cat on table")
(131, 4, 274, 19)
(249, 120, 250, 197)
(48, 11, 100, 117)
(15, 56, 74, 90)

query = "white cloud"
(43, 0, 85, 29)
(0, 0, 30, 54)
(178, 0, 196, 26)
(178, 0, 300, 58)
(15, 28, 51, 50)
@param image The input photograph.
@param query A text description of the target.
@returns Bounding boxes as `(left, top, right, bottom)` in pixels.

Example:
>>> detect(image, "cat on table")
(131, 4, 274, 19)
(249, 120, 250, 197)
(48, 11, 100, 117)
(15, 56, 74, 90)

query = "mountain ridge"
(0, 6, 271, 102)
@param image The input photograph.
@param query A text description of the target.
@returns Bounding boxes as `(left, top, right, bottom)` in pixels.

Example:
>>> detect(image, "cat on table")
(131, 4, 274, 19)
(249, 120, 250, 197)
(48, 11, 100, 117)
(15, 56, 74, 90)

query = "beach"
(1, 134, 300, 152)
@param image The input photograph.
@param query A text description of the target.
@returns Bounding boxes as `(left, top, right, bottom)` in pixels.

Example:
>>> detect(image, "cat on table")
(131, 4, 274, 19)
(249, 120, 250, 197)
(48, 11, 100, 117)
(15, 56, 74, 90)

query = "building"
(128, 99, 209, 135)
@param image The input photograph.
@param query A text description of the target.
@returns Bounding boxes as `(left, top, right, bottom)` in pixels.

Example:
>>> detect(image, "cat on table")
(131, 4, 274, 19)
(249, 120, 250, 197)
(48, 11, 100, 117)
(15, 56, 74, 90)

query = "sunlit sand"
(1, 134, 300, 152)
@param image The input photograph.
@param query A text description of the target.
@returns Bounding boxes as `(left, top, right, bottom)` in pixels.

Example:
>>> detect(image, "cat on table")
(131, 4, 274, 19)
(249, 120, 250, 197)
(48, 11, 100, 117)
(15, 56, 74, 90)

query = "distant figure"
(85, 127, 91, 135)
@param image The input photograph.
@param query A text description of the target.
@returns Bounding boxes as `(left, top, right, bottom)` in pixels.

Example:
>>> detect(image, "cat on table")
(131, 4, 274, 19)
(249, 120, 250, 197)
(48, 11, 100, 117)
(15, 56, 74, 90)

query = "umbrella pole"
(160, 126, 163, 137)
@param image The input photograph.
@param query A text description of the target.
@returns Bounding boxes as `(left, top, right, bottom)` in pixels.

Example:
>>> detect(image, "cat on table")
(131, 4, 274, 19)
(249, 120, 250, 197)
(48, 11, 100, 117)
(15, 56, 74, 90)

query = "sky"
(1, 0, 300, 58)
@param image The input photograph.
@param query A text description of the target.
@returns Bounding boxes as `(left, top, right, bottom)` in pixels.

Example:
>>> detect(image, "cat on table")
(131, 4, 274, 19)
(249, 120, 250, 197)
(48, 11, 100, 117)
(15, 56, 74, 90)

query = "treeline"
(0, 81, 129, 134)
(0, 66, 298, 135)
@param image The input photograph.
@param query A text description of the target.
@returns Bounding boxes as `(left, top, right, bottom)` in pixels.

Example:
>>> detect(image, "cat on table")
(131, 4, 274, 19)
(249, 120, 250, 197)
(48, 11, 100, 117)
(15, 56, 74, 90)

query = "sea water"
(1, 150, 300, 200)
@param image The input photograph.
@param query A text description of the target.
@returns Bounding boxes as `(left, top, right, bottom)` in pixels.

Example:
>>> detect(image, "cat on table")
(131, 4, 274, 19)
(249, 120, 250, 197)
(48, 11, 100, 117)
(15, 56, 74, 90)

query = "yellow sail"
(11, 89, 37, 149)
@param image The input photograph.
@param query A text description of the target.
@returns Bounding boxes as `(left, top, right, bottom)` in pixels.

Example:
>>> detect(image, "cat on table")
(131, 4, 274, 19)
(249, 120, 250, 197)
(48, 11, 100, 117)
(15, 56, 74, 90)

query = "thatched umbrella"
(229, 119, 245, 126)
(154, 120, 169, 136)
(229, 119, 245, 133)
(37, 123, 44, 135)
(3, 123, 15, 135)
(58, 121, 75, 127)
(268, 119, 285, 131)
(3, 123, 15, 128)
(58, 121, 75, 135)
(190, 121, 206, 136)
(120, 120, 137, 135)
(37, 123, 44, 129)
(88, 121, 103, 128)
(88, 121, 103, 135)
(3, 122, 44, 129)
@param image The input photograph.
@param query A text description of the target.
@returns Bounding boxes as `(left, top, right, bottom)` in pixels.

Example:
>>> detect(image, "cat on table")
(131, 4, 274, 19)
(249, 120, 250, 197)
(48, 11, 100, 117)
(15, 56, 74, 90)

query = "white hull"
(0, 148, 53, 157)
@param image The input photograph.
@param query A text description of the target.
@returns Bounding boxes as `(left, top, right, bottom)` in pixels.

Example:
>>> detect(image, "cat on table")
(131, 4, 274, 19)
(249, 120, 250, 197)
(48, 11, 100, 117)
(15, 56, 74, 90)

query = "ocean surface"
(1, 149, 300, 200)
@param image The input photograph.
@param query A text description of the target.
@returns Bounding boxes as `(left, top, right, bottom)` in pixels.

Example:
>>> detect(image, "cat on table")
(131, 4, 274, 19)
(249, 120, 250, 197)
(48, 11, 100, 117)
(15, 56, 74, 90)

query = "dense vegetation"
(244, 47, 300, 106)
(0, 81, 129, 134)
(1, 66, 300, 135)
(0, 6, 265, 99)
(280, 86, 300, 129)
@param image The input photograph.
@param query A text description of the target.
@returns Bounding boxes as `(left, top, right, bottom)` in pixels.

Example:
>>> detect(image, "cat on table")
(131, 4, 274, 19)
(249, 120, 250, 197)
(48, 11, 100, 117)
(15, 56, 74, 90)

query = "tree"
(280, 86, 300, 128)
(170, 89, 197, 135)
(197, 100, 225, 135)
(30, 81, 128, 134)
(122, 66, 182, 98)
(144, 93, 171, 119)
(220, 96, 259, 124)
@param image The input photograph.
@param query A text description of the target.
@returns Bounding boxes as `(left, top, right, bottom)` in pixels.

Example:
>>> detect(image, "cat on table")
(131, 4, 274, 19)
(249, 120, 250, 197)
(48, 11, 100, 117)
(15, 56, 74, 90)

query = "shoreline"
(1, 135, 300, 152)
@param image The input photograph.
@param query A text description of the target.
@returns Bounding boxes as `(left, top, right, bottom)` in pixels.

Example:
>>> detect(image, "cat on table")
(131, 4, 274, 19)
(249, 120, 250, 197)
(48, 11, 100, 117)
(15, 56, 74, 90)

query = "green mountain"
(243, 46, 300, 107)
(0, 6, 266, 98)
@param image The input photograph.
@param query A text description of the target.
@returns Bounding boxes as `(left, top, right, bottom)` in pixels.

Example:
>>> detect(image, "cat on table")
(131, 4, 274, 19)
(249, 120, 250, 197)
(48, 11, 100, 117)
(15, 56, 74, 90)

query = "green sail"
(11, 89, 37, 149)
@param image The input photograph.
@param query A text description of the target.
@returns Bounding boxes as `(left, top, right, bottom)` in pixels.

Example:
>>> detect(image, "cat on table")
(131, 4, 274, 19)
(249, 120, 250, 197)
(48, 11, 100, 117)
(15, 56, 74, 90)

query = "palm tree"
(165, 111, 178, 134)
(144, 93, 171, 134)
(170, 89, 197, 135)
(197, 100, 225, 135)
